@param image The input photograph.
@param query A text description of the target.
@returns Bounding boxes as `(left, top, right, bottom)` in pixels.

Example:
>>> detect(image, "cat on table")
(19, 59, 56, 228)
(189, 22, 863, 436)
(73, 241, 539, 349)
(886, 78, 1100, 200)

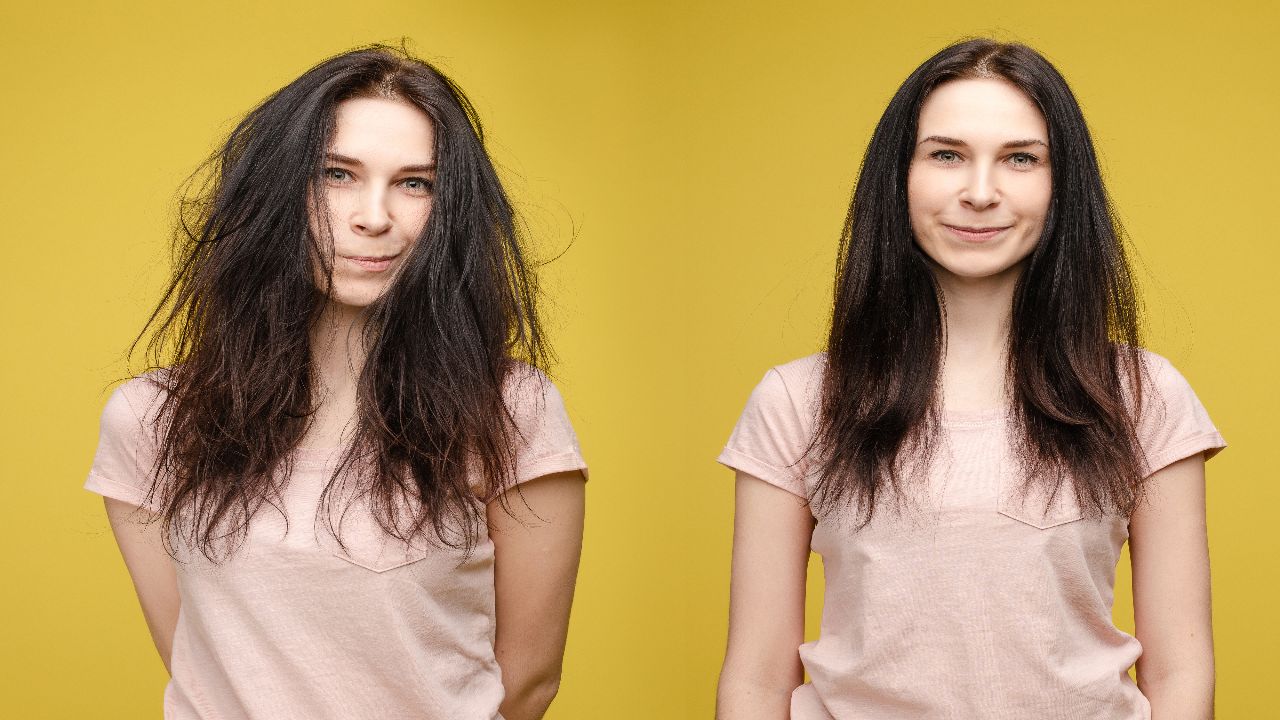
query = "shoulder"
(501, 361, 566, 417)
(718, 355, 824, 497)
(1129, 348, 1226, 473)
(101, 371, 171, 435)
(773, 353, 826, 386)
(1135, 347, 1180, 383)
(732, 353, 827, 439)
(500, 361, 577, 442)
(498, 362, 586, 485)
(1132, 348, 1203, 408)
(88, 372, 173, 507)
(749, 353, 826, 416)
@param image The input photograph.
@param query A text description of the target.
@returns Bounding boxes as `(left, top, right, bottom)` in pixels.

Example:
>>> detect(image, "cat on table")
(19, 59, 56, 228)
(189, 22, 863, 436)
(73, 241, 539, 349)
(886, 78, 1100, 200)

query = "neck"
(936, 269, 1018, 357)
(310, 302, 370, 420)
(311, 299, 368, 376)
(932, 263, 1022, 412)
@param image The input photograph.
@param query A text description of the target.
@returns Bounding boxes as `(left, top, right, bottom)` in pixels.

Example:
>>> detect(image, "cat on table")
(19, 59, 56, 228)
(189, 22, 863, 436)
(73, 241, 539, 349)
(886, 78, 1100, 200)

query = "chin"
(935, 257, 1028, 282)
(919, 246, 1000, 277)
(326, 288, 384, 310)
(920, 237, 1036, 282)
(328, 278, 392, 306)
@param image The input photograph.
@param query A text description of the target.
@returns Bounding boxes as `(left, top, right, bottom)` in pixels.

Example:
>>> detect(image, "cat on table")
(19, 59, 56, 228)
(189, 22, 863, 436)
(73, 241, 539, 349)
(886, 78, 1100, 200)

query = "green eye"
(323, 167, 352, 182)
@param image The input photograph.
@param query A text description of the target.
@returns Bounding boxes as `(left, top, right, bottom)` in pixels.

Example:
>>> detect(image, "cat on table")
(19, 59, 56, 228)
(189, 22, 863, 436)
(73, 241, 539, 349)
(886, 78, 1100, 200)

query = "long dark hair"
(815, 39, 1146, 524)
(136, 45, 547, 558)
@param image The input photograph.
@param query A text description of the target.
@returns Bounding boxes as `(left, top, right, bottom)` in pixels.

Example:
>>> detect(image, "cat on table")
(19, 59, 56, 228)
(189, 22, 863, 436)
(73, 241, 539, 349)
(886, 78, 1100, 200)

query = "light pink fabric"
(86, 367, 587, 720)
(718, 351, 1225, 719)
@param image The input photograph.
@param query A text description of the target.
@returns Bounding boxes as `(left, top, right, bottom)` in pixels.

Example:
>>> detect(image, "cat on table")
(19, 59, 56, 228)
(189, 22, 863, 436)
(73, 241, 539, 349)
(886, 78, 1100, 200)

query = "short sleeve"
(1136, 352, 1226, 478)
(717, 367, 812, 500)
(84, 378, 165, 511)
(502, 367, 588, 493)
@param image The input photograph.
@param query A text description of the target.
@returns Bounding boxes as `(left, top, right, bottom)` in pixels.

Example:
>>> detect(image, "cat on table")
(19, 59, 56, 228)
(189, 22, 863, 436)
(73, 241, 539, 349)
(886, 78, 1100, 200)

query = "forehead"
(917, 78, 1047, 142)
(330, 96, 436, 158)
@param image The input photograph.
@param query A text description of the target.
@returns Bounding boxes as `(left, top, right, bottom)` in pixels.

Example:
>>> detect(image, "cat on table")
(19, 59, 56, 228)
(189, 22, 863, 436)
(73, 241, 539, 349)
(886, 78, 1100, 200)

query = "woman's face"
(907, 78, 1052, 288)
(314, 96, 437, 309)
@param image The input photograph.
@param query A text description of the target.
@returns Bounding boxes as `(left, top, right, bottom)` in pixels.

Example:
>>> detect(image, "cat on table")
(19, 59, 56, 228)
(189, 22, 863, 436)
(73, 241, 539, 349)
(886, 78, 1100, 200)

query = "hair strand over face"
(132, 44, 549, 560)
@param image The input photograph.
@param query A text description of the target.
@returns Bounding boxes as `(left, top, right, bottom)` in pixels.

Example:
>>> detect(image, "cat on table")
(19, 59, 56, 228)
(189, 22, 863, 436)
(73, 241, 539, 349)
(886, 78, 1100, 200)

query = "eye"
(929, 149, 962, 163)
(323, 167, 354, 183)
(400, 177, 434, 195)
(1007, 152, 1041, 168)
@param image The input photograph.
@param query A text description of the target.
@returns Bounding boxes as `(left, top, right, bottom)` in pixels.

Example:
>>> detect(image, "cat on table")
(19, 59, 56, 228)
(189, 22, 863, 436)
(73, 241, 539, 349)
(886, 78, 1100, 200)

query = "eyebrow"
(325, 152, 436, 173)
(916, 135, 1048, 149)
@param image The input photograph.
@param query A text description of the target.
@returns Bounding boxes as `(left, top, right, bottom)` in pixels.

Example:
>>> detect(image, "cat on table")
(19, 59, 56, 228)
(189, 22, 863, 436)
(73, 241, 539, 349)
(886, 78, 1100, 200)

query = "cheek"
(1015, 174, 1052, 226)
(406, 199, 433, 238)
(385, 195, 433, 242)
(1008, 177, 1050, 265)
(306, 214, 336, 280)
(906, 165, 946, 232)
(906, 170, 923, 230)
(1018, 180, 1049, 244)
(307, 190, 345, 246)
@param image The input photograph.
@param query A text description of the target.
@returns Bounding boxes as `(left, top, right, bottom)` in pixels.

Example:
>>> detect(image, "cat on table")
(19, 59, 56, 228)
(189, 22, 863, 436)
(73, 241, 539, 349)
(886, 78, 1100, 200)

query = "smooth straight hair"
(814, 39, 1147, 525)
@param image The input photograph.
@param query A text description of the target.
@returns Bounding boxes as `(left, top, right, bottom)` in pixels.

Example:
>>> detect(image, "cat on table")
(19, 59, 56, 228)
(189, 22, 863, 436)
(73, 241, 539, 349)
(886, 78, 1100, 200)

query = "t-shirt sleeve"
(1136, 353, 1226, 478)
(503, 368, 588, 493)
(84, 379, 164, 511)
(717, 368, 811, 500)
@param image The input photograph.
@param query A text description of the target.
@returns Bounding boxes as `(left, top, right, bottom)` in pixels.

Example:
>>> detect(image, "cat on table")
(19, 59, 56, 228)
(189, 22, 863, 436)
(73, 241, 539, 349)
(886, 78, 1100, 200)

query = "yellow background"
(2, 1, 1275, 716)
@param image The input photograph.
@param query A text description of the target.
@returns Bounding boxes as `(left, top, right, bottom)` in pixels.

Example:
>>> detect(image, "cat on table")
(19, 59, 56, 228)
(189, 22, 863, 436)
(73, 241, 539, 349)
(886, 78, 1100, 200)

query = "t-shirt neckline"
(940, 407, 1008, 426)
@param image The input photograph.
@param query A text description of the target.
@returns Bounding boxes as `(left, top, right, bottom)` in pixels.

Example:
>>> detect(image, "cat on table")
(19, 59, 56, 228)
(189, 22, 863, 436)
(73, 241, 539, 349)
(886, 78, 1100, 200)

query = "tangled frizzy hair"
(136, 45, 548, 559)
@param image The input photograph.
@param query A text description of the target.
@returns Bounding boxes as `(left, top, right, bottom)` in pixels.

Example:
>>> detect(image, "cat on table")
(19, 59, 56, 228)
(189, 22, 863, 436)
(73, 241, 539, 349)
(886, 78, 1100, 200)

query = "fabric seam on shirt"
(717, 446, 808, 500)
(514, 450, 588, 485)
(85, 470, 154, 510)
(1144, 430, 1226, 478)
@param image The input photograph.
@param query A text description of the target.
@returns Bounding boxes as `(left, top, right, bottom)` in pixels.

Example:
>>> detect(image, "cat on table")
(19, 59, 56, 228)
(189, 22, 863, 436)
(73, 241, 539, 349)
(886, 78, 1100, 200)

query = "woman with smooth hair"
(86, 46, 587, 719)
(717, 39, 1222, 719)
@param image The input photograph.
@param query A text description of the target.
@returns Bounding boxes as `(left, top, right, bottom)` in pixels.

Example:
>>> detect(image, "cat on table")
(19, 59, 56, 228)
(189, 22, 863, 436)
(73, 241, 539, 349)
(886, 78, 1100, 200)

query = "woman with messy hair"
(86, 46, 587, 719)
(717, 40, 1223, 719)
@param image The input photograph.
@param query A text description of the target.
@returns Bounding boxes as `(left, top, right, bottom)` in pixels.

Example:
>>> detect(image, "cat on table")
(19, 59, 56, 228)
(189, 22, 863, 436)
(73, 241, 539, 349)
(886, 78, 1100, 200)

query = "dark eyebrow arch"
(324, 152, 436, 173)
(916, 135, 1048, 149)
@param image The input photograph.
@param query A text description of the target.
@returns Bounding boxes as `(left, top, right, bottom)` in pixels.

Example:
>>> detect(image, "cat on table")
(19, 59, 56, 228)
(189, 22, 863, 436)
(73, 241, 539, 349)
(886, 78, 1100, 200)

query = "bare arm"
(1130, 454, 1214, 719)
(489, 470, 586, 720)
(103, 497, 180, 675)
(717, 472, 814, 720)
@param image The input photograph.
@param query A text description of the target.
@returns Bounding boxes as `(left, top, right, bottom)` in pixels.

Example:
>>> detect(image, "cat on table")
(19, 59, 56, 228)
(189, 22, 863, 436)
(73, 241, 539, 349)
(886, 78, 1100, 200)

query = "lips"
(943, 224, 1012, 242)
(341, 253, 400, 272)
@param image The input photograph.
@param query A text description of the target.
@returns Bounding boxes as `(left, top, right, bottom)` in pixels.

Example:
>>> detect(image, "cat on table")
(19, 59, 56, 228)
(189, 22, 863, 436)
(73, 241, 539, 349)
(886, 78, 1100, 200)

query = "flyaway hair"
(134, 45, 548, 559)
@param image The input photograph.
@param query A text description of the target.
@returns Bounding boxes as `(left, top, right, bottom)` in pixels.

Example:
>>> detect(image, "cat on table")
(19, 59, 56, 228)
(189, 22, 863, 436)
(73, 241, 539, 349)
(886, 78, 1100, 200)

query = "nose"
(351, 187, 392, 236)
(959, 165, 1000, 211)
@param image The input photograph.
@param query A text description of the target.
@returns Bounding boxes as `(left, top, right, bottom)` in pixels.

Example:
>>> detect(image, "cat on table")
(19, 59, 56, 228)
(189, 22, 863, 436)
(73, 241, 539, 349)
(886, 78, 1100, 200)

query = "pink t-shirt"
(718, 351, 1225, 719)
(86, 367, 587, 720)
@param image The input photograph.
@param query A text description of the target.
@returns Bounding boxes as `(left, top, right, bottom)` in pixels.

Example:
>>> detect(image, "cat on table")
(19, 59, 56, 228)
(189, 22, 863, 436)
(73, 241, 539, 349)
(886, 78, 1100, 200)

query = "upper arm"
(90, 380, 180, 672)
(719, 471, 813, 708)
(488, 470, 587, 681)
(1129, 453, 1213, 688)
(103, 497, 180, 674)
(1127, 353, 1223, 701)
(716, 361, 817, 715)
